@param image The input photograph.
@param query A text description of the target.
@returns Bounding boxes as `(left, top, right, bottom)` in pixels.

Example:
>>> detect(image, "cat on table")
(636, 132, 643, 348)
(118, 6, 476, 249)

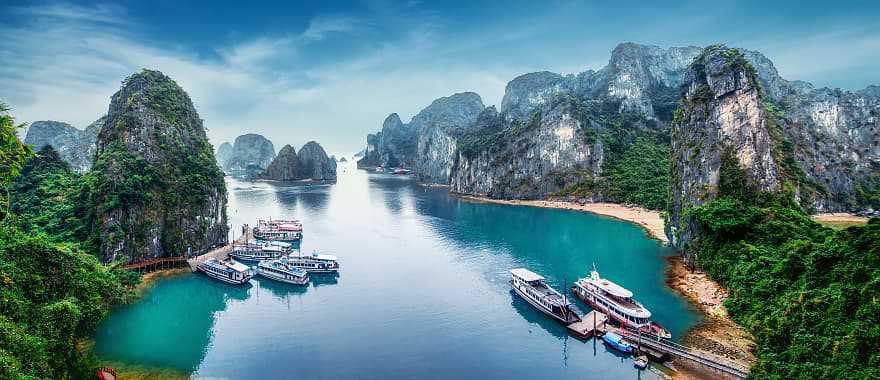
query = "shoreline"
(665, 256, 756, 372)
(454, 194, 669, 244)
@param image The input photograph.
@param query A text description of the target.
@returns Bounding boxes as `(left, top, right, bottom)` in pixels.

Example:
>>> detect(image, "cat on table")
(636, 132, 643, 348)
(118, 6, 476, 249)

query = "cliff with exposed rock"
(23, 117, 104, 172)
(90, 69, 228, 263)
(225, 133, 275, 175)
(260, 141, 336, 181)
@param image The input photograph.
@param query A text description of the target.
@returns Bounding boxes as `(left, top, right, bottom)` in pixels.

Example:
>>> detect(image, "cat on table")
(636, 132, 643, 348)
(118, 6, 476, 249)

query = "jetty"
(564, 310, 748, 378)
(121, 224, 252, 272)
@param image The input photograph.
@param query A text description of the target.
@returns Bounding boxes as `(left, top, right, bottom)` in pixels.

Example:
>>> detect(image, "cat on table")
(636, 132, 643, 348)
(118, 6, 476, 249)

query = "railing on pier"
(619, 330, 749, 379)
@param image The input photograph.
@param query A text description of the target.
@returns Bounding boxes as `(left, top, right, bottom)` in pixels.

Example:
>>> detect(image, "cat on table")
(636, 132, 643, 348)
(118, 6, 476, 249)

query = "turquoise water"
(93, 163, 700, 379)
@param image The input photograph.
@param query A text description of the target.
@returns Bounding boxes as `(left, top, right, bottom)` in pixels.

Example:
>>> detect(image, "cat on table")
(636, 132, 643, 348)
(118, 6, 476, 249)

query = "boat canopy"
(510, 268, 544, 282)
(226, 260, 251, 272)
(315, 254, 337, 261)
(604, 332, 625, 344)
(593, 278, 633, 298)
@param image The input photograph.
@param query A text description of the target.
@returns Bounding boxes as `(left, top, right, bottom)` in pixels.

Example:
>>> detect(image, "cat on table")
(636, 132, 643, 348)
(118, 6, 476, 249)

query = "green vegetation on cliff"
(0, 105, 137, 379)
(687, 155, 880, 379)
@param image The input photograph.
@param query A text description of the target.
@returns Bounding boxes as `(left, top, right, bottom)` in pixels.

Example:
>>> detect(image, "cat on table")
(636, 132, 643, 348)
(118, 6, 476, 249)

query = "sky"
(1, 0, 879, 156)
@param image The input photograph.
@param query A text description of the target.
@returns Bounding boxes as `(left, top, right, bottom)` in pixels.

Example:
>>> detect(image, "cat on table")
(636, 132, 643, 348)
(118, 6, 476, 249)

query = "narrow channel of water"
(93, 163, 700, 379)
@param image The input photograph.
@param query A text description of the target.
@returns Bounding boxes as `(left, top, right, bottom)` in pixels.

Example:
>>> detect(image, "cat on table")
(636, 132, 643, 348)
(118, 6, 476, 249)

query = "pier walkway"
(120, 225, 252, 273)
(187, 225, 252, 272)
(565, 310, 748, 379)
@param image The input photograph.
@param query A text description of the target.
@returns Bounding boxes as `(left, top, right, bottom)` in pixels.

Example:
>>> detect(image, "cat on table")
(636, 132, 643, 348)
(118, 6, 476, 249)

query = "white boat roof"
(315, 254, 337, 261)
(590, 277, 633, 298)
(510, 268, 544, 282)
(225, 260, 251, 272)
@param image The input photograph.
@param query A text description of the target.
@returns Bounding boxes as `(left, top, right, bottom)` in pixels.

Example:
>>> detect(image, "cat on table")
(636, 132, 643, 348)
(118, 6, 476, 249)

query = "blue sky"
(2, 0, 879, 155)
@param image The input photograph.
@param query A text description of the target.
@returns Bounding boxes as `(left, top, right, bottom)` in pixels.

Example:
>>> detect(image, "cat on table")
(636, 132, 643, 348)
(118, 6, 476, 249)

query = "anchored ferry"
(571, 266, 672, 338)
(284, 251, 339, 273)
(230, 243, 287, 262)
(254, 219, 303, 242)
(198, 258, 254, 285)
(509, 268, 580, 324)
(257, 259, 309, 285)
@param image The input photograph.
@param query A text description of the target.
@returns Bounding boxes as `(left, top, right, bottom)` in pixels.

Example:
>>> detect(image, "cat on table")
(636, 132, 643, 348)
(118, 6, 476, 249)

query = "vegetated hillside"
(0, 103, 138, 379)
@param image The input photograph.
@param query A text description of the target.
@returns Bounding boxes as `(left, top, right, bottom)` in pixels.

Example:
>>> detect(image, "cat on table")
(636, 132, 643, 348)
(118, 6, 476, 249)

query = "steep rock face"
(297, 141, 337, 181)
(667, 46, 781, 258)
(414, 92, 484, 183)
(92, 69, 228, 263)
(226, 133, 275, 173)
(451, 43, 697, 199)
(451, 101, 603, 198)
(357, 113, 415, 168)
(215, 142, 233, 169)
(260, 144, 301, 180)
(23, 117, 103, 172)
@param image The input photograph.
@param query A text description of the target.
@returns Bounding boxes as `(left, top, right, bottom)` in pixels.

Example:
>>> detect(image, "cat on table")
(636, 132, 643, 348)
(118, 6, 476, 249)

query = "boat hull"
(230, 252, 283, 262)
(571, 285, 671, 339)
(199, 266, 252, 285)
(511, 281, 579, 324)
(257, 267, 308, 285)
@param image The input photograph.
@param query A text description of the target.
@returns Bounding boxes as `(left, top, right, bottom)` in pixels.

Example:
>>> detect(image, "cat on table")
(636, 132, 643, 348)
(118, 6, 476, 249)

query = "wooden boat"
(572, 265, 672, 339)
(509, 268, 580, 324)
(198, 258, 253, 285)
(254, 219, 303, 242)
(257, 259, 309, 285)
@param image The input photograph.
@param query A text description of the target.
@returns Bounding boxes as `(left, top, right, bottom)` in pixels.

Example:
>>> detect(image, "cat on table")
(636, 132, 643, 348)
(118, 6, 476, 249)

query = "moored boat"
(571, 265, 672, 339)
(603, 332, 634, 354)
(283, 251, 339, 273)
(198, 258, 254, 285)
(509, 268, 580, 324)
(230, 243, 287, 262)
(254, 219, 303, 242)
(257, 259, 309, 285)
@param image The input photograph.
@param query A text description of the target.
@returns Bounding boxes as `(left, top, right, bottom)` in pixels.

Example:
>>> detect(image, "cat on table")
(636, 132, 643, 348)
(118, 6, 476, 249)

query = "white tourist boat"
(283, 251, 339, 273)
(571, 265, 671, 338)
(509, 268, 580, 324)
(230, 243, 287, 262)
(257, 259, 309, 285)
(254, 219, 303, 242)
(198, 258, 254, 285)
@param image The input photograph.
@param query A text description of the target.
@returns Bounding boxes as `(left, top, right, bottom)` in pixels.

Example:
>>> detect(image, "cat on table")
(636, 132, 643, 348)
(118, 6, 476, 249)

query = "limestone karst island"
(2, 1, 878, 379)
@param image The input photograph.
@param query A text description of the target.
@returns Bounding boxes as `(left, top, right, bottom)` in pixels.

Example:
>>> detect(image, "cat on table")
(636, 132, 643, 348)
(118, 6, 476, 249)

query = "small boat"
(572, 265, 672, 339)
(257, 259, 309, 285)
(283, 251, 339, 273)
(633, 355, 649, 369)
(509, 268, 580, 324)
(602, 332, 634, 354)
(392, 168, 411, 175)
(375, 166, 385, 172)
(198, 258, 253, 285)
(230, 243, 287, 262)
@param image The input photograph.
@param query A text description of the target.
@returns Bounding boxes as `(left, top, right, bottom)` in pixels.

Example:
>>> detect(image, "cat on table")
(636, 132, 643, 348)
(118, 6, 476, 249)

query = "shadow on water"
(93, 274, 250, 372)
(309, 272, 339, 287)
(509, 290, 569, 340)
(253, 276, 310, 299)
(368, 175, 413, 215)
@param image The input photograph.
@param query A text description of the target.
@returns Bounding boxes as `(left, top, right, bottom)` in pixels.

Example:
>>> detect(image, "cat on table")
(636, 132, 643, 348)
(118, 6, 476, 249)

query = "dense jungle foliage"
(0, 104, 137, 379)
(687, 154, 880, 379)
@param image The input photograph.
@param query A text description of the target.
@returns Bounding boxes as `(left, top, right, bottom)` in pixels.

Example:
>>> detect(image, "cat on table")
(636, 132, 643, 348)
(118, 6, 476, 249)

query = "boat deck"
(567, 310, 608, 339)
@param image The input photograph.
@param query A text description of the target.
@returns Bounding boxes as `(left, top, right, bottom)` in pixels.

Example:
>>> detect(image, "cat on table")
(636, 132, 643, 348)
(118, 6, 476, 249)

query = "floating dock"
(566, 310, 608, 339)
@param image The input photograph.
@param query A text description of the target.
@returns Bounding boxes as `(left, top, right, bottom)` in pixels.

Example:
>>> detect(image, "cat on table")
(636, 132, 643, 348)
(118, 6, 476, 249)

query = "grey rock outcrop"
(260, 141, 336, 181)
(215, 142, 233, 169)
(667, 46, 782, 256)
(92, 69, 227, 263)
(260, 144, 301, 181)
(23, 117, 103, 172)
(297, 141, 337, 181)
(226, 133, 275, 173)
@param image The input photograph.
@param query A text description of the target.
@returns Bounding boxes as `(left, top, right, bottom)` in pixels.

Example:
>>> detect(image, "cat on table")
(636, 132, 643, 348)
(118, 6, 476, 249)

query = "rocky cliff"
(357, 92, 484, 183)
(667, 46, 782, 255)
(215, 141, 233, 169)
(90, 69, 228, 263)
(225, 133, 275, 174)
(23, 117, 103, 172)
(260, 141, 336, 181)
(297, 141, 337, 181)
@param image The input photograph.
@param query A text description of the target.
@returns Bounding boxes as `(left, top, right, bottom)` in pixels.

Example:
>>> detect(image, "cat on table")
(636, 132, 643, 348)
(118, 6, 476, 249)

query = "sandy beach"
(455, 195, 669, 243)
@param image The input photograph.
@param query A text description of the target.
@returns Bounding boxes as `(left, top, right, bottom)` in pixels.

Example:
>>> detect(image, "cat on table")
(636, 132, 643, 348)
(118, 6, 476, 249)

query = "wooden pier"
(121, 224, 253, 273)
(187, 224, 253, 272)
(563, 310, 748, 379)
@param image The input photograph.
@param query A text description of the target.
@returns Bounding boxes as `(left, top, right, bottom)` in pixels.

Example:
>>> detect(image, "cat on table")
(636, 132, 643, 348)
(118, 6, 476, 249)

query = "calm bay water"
(93, 162, 700, 379)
